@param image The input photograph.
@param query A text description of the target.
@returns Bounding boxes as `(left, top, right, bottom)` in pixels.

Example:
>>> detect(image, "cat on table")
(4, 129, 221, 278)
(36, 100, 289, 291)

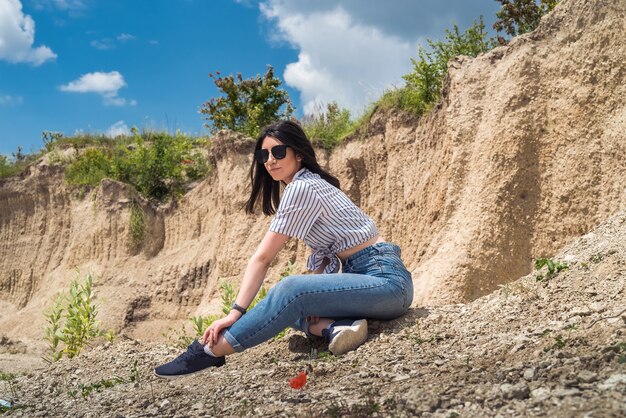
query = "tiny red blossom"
(289, 371, 306, 389)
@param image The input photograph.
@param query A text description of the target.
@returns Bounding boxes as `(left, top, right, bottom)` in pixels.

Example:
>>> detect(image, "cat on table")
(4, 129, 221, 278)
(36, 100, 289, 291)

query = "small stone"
(160, 399, 171, 408)
(577, 370, 598, 383)
(500, 383, 530, 400)
(598, 374, 626, 391)
(531, 387, 550, 400)
(523, 368, 536, 381)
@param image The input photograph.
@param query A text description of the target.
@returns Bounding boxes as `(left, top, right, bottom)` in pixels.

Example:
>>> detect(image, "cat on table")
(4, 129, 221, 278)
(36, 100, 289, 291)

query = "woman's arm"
(204, 230, 290, 346)
(235, 230, 290, 308)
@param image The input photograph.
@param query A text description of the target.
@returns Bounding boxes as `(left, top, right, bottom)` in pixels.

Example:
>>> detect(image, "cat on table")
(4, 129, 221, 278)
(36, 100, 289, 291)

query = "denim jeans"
(222, 242, 413, 352)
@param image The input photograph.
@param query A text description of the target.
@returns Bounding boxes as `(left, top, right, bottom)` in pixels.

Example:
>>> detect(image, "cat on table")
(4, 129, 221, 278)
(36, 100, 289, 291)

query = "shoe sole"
(328, 319, 368, 356)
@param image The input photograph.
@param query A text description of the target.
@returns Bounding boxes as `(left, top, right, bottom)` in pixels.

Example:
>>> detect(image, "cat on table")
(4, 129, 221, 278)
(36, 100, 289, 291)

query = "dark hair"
(245, 120, 340, 215)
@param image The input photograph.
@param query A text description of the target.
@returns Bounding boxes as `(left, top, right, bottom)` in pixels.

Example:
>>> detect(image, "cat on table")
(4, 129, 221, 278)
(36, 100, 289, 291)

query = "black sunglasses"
(255, 145, 290, 164)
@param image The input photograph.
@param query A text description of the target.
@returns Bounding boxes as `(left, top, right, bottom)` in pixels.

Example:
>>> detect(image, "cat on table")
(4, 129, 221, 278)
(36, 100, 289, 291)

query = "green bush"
(398, 16, 497, 114)
(43, 273, 103, 362)
(200, 65, 294, 138)
(0, 155, 20, 179)
(65, 148, 112, 187)
(302, 102, 354, 150)
(494, 0, 559, 39)
(64, 131, 209, 202)
(0, 148, 41, 179)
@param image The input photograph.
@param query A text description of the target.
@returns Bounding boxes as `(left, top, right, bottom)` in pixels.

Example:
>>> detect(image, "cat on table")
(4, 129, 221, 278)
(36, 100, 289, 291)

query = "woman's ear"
(296, 154, 303, 161)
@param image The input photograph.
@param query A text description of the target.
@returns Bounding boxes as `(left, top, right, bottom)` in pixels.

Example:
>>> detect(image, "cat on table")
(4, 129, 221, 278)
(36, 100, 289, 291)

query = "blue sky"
(0, 0, 501, 156)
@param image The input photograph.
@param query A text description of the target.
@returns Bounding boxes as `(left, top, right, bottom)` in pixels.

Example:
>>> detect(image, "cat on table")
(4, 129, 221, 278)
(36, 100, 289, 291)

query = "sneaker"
(323, 319, 368, 356)
(154, 340, 225, 379)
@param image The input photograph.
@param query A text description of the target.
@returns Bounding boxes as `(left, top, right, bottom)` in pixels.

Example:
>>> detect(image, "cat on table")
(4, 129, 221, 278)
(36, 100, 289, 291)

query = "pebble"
(577, 370, 598, 383)
(598, 374, 626, 391)
(523, 368, 536, 381)
(500, 383, 530, 400)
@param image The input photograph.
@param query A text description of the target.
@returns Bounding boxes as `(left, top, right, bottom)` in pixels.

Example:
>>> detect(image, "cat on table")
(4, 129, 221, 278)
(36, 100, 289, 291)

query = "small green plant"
(129, 359, 141, 384)
(534, 257, 568, 281)
(302, 102, 354, 150)
(43, 273, 103, 362)
(590, 252, 604, 263)
(220, 282, 237, 315)
(498, 283, 512, 299)
(42, 130, 64, 152)
(129, 200, 146, 245)
(190, 315, 218, 337)
(43, 295, 65, 363)
(104, 329, 116, 342)
(68, 376, 126, 399)
(603, 342, 626, 364)
(542, 334, 567, 353)
(316, 351, 337, 362)
(162, 323, 194, 349)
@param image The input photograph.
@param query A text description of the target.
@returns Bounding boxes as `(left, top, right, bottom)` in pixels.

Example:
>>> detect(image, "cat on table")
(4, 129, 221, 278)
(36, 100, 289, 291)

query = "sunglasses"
(255, 145, 290, 164)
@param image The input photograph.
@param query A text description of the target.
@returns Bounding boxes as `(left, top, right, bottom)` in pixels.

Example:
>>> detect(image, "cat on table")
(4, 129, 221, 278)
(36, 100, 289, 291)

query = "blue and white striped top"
(269, 168, 378, 274)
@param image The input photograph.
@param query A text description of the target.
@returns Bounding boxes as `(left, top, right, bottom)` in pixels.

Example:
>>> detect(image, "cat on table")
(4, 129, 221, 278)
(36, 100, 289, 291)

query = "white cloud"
(106, 120, 130, 138)
(59, 71, 137, 106)
(261, 2, 415, 115)
(30, 0, 86, 12)
(0, 0, 57, 66)
(116, 33, 135, 42)
(90, 38, 114, 50)
(0, 94, 24, 106)
(90, 33, 136, 50)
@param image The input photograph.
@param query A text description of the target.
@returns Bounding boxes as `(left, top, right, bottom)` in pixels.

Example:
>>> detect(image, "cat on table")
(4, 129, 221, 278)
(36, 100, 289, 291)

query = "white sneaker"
(324, 319, 368, 356)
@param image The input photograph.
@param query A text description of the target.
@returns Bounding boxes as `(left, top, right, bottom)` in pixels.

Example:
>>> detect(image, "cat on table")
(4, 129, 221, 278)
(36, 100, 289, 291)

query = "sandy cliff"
(0, 0, 624, 345)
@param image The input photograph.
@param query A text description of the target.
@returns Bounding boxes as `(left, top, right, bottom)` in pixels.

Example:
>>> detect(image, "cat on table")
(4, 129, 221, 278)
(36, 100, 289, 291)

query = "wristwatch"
(231, 303, 247, 315)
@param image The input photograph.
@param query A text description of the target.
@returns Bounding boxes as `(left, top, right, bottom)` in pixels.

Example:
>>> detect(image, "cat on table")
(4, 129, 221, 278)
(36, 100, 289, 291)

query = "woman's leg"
(222, 270, 408, 352)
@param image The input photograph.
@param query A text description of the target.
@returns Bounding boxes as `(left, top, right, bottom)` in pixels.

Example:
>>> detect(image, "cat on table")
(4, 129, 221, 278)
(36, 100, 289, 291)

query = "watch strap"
(231, 303, 247, 315)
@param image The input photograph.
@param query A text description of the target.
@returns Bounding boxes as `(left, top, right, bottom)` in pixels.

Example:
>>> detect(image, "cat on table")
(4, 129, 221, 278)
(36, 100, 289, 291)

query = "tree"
(493, 0, 559, 40)
(200, 66, 294, 138)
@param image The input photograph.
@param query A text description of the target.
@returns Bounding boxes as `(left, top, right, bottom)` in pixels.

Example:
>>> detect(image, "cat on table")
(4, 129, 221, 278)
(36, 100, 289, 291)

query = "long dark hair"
(245, 120, 340, 215)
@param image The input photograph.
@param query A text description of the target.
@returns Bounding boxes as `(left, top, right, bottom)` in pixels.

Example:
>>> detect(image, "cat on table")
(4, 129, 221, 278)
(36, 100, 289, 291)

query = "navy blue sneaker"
(154, 340, 225, 379)
(322, 319, 368, 356)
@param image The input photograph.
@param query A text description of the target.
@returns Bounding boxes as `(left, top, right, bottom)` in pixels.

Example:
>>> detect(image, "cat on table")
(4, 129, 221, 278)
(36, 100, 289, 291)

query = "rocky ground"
(1, 210, 625, 417)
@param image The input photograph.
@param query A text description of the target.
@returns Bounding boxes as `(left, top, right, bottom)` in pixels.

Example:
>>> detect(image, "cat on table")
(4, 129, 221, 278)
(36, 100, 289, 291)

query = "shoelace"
(177, 343, 202, 361)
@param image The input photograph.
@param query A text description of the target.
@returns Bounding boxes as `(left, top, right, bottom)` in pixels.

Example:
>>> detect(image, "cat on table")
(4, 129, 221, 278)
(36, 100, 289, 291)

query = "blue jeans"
(223, 243, 413, 352)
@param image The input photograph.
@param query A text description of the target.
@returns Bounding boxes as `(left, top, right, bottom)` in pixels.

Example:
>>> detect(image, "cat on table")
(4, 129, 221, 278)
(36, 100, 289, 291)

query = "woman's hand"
(202, 311, 241, 347)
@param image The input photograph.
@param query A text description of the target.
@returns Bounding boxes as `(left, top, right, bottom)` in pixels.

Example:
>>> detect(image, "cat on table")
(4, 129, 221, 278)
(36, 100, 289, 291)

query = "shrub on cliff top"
(494, 0, 560, 40)
(200, 65, 294, 138)
(380, 16, 497, 116)
(64, 131, 209, 201)
(302, 102, 354, 150)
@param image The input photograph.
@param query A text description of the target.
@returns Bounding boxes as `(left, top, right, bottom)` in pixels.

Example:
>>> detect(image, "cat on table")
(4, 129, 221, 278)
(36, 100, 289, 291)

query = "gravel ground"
(1, 210, 625, 417)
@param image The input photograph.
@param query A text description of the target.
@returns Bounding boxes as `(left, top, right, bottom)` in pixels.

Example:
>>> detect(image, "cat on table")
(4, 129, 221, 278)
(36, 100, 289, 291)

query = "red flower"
(289, 371, 307, 389)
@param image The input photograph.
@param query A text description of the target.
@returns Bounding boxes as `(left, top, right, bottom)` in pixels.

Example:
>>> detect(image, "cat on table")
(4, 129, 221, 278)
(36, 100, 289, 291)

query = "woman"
(155, 120, 413, 378)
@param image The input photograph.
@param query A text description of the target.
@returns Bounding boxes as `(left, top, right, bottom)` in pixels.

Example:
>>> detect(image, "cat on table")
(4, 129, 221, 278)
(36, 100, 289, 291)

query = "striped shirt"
(269, 168, 378, 274)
